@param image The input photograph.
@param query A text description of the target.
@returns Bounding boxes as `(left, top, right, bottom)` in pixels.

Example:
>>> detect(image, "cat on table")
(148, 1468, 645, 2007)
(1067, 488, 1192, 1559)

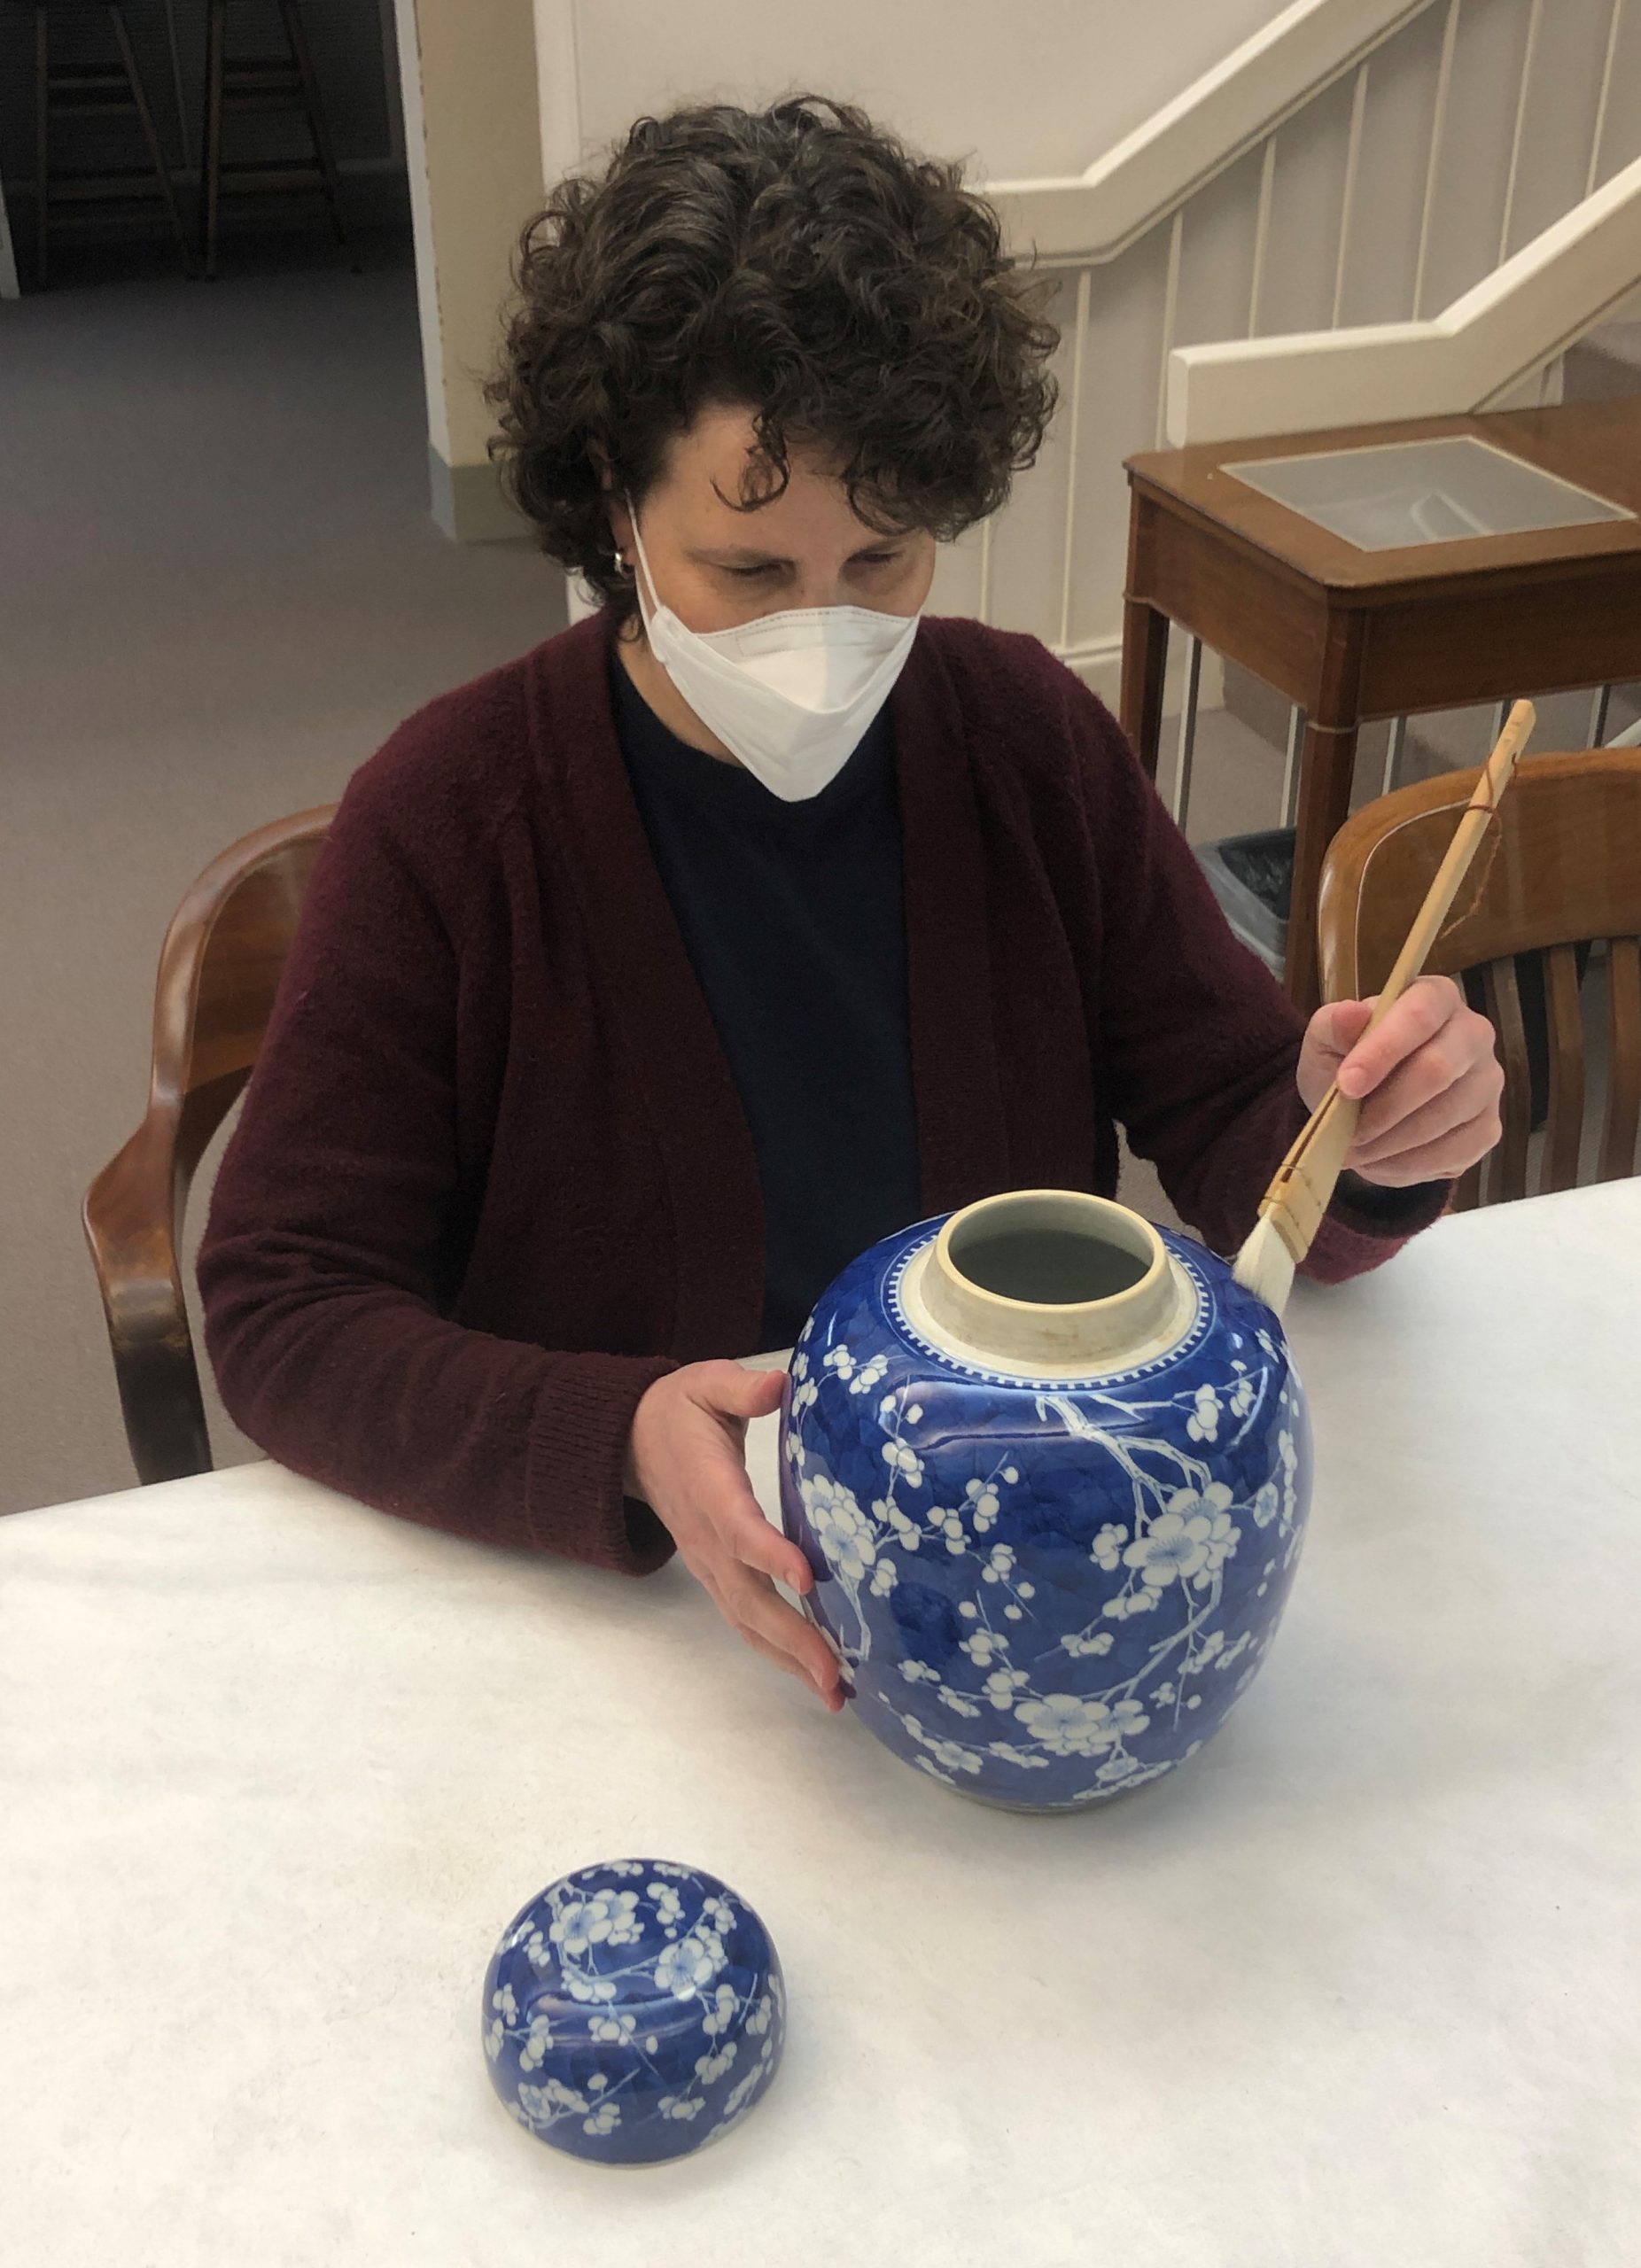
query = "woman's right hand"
(626, 1361, 844, 1711)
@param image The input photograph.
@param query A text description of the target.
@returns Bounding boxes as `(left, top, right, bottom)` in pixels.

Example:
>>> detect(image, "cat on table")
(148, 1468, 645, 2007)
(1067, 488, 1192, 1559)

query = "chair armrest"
(82, 1110, 212, 1486)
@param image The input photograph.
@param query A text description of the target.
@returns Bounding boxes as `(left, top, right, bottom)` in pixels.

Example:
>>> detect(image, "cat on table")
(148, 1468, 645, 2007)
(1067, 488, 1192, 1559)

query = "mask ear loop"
(622, 496, 663, 623)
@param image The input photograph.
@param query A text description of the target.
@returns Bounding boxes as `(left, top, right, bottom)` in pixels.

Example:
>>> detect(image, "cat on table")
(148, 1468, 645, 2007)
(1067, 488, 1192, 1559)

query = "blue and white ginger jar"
(482, 1860, 785, 2164)
(780, 1190, 1312, 1811)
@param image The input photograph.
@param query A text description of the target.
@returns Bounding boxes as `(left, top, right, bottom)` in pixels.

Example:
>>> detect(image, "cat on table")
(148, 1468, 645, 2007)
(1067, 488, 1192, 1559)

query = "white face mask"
(625, 504, 922, 802)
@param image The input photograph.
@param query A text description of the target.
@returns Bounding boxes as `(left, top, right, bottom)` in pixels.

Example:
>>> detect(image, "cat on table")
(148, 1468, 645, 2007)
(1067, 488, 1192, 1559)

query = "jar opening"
(916, 1197, 1189, 1370)
(946, 1218, 1149, 1306)
(911, 1190, 1188, 1377)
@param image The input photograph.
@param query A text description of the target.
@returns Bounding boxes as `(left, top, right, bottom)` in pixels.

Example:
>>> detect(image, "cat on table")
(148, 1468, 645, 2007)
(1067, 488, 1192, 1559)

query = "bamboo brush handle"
(1257, 698, 1536, 1264)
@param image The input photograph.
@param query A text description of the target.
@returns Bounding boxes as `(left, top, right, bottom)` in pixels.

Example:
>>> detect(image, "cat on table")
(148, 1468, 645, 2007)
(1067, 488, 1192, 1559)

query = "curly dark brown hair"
(487, 95, 1059, 620)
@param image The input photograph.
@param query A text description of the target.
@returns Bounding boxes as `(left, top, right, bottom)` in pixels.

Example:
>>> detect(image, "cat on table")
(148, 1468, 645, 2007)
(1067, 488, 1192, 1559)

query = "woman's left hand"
(1298, 974, 1504, 1186)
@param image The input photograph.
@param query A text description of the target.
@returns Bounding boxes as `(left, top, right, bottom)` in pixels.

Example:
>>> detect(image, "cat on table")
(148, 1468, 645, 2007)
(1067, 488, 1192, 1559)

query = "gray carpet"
(1, 251, 567, 1515)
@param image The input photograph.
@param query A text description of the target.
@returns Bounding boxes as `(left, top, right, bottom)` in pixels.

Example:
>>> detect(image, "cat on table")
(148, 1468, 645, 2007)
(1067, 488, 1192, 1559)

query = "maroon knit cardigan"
(198, 613, 1444, 1574)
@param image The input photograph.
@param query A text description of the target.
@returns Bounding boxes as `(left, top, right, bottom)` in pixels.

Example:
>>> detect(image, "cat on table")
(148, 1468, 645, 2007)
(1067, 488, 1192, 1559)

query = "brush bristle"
(1232, 1213, 1297, 1317)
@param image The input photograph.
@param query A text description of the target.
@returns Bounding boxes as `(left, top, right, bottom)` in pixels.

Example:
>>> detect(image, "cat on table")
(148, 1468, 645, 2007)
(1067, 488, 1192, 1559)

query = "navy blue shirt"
(611, 654, 922, 1349)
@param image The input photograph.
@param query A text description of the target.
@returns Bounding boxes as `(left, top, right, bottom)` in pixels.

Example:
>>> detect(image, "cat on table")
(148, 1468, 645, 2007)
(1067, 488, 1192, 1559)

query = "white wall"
(395, 0, 544, 536)
(559, 1, 1293, 183)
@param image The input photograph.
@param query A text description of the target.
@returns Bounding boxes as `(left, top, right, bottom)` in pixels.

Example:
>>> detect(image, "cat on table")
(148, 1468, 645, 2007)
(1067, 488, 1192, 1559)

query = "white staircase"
(927, 0, 1641, 708)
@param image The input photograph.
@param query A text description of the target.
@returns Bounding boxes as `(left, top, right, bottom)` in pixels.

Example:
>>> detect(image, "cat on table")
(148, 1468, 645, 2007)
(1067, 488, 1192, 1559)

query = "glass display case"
(1228, 435, 1632, 550)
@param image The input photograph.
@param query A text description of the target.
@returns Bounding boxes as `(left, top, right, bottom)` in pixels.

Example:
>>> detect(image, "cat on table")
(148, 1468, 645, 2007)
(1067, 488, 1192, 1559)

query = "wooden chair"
(1317, 750, 1641, 1209)
(83, 806, 335, 1486)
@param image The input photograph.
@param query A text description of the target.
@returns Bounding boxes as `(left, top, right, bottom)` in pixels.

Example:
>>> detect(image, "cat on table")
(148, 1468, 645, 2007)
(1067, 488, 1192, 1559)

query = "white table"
(4, 1184, 1638, 2266)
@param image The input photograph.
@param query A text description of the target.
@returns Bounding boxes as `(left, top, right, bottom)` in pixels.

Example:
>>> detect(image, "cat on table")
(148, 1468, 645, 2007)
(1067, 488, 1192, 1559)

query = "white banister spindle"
(1280, 707, 1306, 830)
(1057, 268, 1093, 651)
(1412, 0, 1461, 319)
(1248, 134, 1278, 335)
(1170, 635, 1204, 828)
(1173, 145, 1641, 444)
(1380, 716, 1408, 797)
(1588, 0, 1628, 197)
(1498, 0, 1545, 264)
(1155, 210, 1185, 447)
(1332, 61, 1371, 328)
(977, 514, 993, 628)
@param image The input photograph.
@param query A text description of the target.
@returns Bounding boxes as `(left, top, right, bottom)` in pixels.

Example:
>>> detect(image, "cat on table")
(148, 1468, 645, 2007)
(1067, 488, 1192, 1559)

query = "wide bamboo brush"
(1233, 697, 1536, 1317)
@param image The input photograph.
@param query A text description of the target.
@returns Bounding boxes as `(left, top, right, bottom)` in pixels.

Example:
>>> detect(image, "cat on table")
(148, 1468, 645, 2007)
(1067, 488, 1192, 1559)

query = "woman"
(198, 97, 1502, 1713)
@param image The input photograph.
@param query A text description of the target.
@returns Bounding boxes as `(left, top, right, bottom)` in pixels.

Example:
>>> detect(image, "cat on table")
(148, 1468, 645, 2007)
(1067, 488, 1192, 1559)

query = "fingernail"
(1338, 1064, 1365, 1098)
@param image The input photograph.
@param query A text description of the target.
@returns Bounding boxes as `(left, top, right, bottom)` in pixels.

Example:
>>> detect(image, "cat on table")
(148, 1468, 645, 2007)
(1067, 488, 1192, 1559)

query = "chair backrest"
(1317, 750, 1641, 1208)
(83, 806, 336, 1484)
(157, 806, 336, 1183)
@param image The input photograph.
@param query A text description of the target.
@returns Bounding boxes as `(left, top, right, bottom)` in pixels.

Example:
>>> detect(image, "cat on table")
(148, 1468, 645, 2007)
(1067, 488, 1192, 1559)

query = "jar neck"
(913, 1191, 1188, 1373)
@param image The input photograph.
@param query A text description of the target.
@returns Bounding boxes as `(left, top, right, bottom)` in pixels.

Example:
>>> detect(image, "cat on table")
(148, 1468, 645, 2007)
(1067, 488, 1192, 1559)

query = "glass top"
(1227, 435, 1632, 550)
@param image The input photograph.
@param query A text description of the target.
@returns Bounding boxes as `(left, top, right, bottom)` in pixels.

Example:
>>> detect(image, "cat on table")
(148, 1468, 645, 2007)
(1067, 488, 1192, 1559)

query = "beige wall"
(543, 0, 1293, 182)
(395, 0, 543, 537)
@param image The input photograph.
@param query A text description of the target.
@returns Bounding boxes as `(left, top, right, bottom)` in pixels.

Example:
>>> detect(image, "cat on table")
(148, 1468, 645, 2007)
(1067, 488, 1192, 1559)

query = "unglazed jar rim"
(912, 1189, 1194, 1375)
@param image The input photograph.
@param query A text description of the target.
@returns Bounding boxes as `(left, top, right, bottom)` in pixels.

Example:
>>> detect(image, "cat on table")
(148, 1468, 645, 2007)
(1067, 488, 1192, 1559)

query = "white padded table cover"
(3, 1182, 1637, 2266)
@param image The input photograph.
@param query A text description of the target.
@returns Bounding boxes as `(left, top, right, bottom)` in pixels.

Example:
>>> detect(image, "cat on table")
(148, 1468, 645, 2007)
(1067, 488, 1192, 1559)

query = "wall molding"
(980, 0, 1435, 265)
(1166, 152, 1641, 443)
(1054, 631, 1225, 718)
(428, 448, 531, 543)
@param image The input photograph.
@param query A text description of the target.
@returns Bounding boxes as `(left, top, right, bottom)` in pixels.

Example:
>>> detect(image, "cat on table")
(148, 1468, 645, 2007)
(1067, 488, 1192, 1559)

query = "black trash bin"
(1195, 826, 1579, 1130)
(1194, 829, 1295, 980)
